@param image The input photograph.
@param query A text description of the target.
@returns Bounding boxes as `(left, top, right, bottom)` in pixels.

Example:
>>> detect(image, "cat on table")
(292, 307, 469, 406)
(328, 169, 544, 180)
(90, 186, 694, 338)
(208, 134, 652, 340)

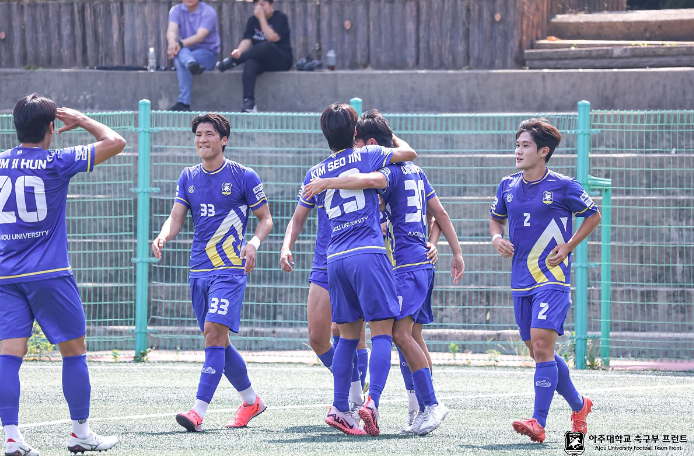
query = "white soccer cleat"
(5, 439, 40, 456)
(415, 402, 449, 435)
(401, 410, 420, 434)
(67, 432, 118, 453)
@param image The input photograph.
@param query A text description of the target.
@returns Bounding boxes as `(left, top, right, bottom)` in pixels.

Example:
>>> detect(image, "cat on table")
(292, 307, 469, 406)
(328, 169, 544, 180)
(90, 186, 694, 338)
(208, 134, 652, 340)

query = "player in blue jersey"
(300, 103, 417, 436)
(0, 94, 126, 455)
(152, 113, 273, 432)
(489, 119, 601, 443)
(303, 110, 465, 435)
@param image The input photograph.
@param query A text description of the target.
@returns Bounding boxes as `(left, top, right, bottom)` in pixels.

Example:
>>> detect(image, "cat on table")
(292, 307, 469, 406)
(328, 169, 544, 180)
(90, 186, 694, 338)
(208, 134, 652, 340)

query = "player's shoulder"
(545, 169, 578, 187)
(0, 147, 14, 158)
(500, 171, 523, 187)
(356, 145, 387, 155)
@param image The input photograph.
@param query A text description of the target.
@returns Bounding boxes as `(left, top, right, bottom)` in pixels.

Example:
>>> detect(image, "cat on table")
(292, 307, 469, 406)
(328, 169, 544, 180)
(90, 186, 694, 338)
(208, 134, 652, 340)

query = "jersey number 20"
(0, 176, 47, 224)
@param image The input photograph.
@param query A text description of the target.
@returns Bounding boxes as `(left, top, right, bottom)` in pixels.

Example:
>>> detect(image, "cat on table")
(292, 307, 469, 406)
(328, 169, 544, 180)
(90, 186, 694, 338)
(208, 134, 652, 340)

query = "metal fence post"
(599, 185, 612, 367)
(134, 99, 152, 355)
(574, 100, 591, 369)
(350, 97, 363, 115)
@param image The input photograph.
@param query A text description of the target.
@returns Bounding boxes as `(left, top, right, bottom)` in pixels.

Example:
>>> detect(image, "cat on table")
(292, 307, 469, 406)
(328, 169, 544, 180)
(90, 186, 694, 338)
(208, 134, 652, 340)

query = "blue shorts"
(328, 254, 400, 324)
(308, 269, 329, 291)
(190, 274, 247, 333)
(0, 276, 86, 344)
(395, 268, 435, 324)
(514, 288, 572, 341)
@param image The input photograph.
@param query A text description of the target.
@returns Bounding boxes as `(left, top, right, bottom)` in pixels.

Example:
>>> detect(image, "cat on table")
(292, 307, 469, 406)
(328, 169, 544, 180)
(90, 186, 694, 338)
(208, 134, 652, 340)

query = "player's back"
(0, 145, 95, 284)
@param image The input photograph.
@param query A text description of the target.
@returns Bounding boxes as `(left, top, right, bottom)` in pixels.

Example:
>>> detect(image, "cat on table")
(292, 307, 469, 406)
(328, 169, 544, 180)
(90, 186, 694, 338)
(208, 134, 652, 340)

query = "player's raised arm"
(242, 204, 273, 274)
(427, 196, 465, 283)
(152, 202, 188, 260)
(302, 172, 387, 200)
(280, 204, 312, 272)
(56, 108, 126, 166)
(388, 134, 417, 163)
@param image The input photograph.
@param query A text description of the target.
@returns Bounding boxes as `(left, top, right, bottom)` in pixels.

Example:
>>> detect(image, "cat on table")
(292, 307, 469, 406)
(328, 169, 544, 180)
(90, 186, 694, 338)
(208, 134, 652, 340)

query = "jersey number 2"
(0, 176, 47, 224)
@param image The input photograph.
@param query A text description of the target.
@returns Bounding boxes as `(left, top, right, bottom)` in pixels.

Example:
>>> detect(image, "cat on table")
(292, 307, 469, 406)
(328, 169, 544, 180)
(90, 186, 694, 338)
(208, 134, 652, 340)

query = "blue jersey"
(0, 145, 95, 284)
(175, 159, 267, 277)
(380, 162, 437, 272)
(490, 169, 598, 296)
(301, 145, 394, 263)
(296, 183, 331, 270)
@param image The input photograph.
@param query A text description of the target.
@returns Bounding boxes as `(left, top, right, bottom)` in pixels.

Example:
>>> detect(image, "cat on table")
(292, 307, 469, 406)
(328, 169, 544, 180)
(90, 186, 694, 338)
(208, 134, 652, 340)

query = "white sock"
(192, 400, 209, 419)
(349, 380, 364, 405)
(407, 390, 418, 413)
(239, 386, 257, 405)
(4, 425, 22, 442)
(71, 419, 90, 438)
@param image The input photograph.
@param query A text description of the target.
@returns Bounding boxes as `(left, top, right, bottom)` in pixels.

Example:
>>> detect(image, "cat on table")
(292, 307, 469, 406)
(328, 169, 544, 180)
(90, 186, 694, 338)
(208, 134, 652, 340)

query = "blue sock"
(412, 367, 438, 407)
(368, 335, 392, 408)
(196, 346, 225, 403)
(351, 350, 360, 382)
(532, 360, 558, 428)
(398, 349, 414, 390)
(317, 346, 335, 371)
(555, 353, 584, 412)
(332, 338, 358, 412)
(332, 335, 340, 350)
(62, 354, 91, 420)
(223, 344, 251, 392)
(0, 355, 22, 426)
(357, 348, 368, 389)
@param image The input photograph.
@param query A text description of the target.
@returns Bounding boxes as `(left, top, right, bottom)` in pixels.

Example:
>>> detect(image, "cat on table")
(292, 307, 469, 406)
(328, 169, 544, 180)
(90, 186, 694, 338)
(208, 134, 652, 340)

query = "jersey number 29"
(0, 176, 47, 224)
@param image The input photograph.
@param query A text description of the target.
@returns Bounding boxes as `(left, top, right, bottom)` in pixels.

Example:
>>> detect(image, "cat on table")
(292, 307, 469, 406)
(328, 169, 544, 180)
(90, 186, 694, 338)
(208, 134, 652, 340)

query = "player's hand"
(493, 236, 514, 258)
(391, 134, 402, 147)
(152, 236, 166, 260)
(241, 244, 257, 274)
(451, 253, 465, 284)
(167, 42, 180, 59)
(280, 248, 294, 272)
(231, 49, 242, 59)
(547, 243, 571, 267)
(56, 108, 87, 134)
(302, 177, 329, 200)
(426, 242, 438, 264)
(254, 4, 264, 19)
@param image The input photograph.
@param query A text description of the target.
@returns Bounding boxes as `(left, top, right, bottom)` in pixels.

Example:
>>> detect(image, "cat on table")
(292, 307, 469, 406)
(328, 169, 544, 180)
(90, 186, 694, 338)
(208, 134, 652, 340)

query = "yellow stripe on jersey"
(426, 190, 436, 198)
(512, 281, 571, 292)
(522, 169, 549, 185)
(205, 205, 246, 267)
(249, 198, 267, 209)
(327, 245, 387, 259)
(491, 210, 507, 218)
(202, 160, 228, 175)
(88, 145, 92, 172)
(0, 266, 71, 280)
(527, 218, 569, 284)
(299, 197, 315, 207)
(574, 203, 596, 215)
(190, 266, 245, 272)
(221, 207, 246, 265)
(394, 261, 431, 270)
(175, 196, 189, 206)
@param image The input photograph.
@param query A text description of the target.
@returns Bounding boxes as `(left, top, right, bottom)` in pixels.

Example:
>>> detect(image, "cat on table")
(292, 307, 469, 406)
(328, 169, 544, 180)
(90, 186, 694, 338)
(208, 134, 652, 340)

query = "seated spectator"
(217, 0, 293, 112)
(167, 0, 221, 111)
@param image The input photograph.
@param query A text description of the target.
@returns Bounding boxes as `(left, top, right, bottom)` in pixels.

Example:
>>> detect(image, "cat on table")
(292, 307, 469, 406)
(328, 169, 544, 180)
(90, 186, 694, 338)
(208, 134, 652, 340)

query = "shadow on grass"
(262, 426, 417, 444)
(459, 443, 560, 452)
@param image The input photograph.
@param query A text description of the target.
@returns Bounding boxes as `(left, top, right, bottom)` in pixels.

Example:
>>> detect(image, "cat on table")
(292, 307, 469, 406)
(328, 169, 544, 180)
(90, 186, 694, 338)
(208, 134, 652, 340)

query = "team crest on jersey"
(188, 185, 195, 194)
(543, 191, 554, 205)
(506, 193, 513, 203)
(221, 182, 232, 196)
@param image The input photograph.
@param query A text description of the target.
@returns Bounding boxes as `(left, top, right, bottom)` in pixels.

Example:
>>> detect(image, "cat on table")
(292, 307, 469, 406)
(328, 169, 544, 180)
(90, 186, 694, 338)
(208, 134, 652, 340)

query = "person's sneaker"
(571, 396, 593, 434)
(187, 61, 205, 75)
(325, 406, 366, 436)
(67, 431, 118, 453)
(512, 418, 546, 443)
(216, 57, 237, 72)
(358, 396, 380, 437)
(5, 439, 40, 456)
(176, 409, 203, 432)
(168, 102, 190, 112)
(241, 98, 257, 113)
(415, 402, 449, 435)
(401, 410, 419, 434)
(225, 395, 266, 428)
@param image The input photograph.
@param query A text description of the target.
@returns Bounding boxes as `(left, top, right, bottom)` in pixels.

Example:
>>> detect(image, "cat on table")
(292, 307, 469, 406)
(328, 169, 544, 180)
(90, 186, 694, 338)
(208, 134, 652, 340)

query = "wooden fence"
(0, 0, 625, 71)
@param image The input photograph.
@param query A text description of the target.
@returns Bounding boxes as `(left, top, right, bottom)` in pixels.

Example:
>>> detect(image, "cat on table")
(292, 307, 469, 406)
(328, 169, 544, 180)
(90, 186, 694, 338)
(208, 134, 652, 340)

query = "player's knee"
(203, 326, 229, 347)
(531, 340, 553, 361)
(331, 322, 340, 337)
(392, 327, 412, 350)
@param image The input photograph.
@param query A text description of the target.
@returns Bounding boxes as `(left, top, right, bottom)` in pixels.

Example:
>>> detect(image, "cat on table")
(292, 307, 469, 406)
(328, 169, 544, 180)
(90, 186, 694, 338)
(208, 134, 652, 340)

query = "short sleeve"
(297, 170, 316, 208)
(199, 6, 217, 32)
(175, 170, 190, 208)
(168, 4, 181, 25)
(421, 171, 436, 201)
(366, 145, 394, 172)
(565, 179, 598, 218)
(52, 144, 95, 179)
(274, 13, 290, 40)
(378, 164, 399, 199)
(243, 17, 256, 40)
(244, 168, 268, 210)
(490, 180, 508, 220)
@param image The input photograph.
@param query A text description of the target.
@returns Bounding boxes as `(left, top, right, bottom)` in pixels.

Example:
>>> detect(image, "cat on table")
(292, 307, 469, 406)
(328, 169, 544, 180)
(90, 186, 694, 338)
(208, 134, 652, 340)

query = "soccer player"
(152, 113, 273, 432)
(489, 119, 600, 443)
(300, 103, 416, 436)
(0, 94, 125, 455)
(303, 110, 465, 435)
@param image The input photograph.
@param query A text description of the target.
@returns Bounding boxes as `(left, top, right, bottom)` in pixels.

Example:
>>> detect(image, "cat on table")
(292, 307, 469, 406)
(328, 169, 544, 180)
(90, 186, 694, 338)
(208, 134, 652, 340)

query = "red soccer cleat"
(512, 418, 546, 443)
(225, 395, 267, 428)
(571, 396, 593, 434)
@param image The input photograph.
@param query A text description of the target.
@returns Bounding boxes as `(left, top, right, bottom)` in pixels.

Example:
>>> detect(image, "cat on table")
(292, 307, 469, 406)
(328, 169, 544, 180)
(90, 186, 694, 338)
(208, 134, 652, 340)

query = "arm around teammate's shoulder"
(388, 134, 417, 163)
(56, 108, 126, 166)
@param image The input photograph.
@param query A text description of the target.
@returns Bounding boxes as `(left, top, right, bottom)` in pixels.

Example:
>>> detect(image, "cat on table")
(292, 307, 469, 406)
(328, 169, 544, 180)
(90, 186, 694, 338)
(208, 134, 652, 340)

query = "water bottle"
(147, 47, 156, 72)
(327, 49, 336, 71)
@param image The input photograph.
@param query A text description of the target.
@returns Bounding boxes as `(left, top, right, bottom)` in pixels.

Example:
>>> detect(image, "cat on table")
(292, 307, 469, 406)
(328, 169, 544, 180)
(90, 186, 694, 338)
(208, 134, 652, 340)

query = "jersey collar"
(201, 159, 228, 175)
(522, 168, 549, 185)
(330, 148, 352, 158)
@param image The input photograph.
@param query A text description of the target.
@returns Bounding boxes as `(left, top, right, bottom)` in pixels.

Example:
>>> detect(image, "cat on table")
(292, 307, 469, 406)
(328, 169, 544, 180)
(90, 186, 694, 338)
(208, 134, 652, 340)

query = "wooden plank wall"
(549, 0, 627, 15)
(0, 0, 560, 70)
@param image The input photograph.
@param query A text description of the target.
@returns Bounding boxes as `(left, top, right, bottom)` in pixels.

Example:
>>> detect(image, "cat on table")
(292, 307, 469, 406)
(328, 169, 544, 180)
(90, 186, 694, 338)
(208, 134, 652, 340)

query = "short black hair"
(191, 113, 231, 151)
(320, 103, 358, 152)
(13, 93, 57, 144)
(516, 118, 562, 163)
(355, 109, 393, 147)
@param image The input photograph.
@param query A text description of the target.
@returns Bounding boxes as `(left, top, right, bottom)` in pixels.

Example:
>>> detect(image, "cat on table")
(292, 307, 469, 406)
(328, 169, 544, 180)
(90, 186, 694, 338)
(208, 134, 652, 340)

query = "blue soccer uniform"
(175, 159, 267, 333)
(380, 162, 438, 324)
(297, 183, 331, 291)
(490, 169, 598, 340)
(0, 144, 96, 344)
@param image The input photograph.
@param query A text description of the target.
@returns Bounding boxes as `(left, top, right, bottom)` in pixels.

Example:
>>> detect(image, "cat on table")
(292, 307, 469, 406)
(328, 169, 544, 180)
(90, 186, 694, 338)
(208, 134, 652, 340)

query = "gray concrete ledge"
(1, 68, 694, 113)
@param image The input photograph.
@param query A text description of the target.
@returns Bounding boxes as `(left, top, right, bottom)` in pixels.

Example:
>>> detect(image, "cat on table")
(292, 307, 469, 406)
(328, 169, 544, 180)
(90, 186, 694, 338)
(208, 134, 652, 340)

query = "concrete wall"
(1, 68, 694, 113)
